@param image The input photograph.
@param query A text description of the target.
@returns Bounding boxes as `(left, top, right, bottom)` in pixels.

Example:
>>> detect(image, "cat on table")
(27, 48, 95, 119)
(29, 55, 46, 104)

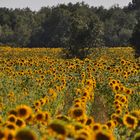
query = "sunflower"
(6, 122, 17, 130)
(125, 88, 133, 95)
(39, 98, 46, 106)
(7, 114, 17, 123)
(106, 120, 116, 129)
(111, 113, 119, 120)
(48, 121, 66, 136)
(123, 114, 138, 129)
(33, 111, 44, 123)
(93, 130, 115, 140)
(42, 111, 51, 125)
(4, 129, 15, 140)
(112, 84, 120, 92)
(86, 117, 94, 126)
(34, 101, 41, 108)
(101, 124, 109, 130)
(70, 107, 85, 119)
(75, 88, 82, 96)
(116, 109, 122, 115)
(75, 135, 88, 140)
(16, 105, 32, 119)
(15, 129, 37, 140)
(74, 102, 82, 108)
(8, 109, 17, 116)
(92, 123, 101, 131)
(16, 118, 26, 128)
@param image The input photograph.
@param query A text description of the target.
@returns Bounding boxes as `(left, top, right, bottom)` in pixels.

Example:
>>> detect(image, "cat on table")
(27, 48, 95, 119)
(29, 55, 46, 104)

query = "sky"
(0, 0, 132, 11)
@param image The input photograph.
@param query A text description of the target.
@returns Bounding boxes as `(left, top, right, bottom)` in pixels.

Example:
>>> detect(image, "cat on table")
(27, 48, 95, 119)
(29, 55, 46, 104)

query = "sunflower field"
(0, 46, 140, 140)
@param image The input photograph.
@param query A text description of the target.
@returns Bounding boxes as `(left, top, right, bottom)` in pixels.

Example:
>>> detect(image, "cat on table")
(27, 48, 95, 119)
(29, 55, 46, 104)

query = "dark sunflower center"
(19, 108, 27, 116)
(73, 109, 83, 117)
(96, 132, 110, 140)
(126, 117, 135, 125)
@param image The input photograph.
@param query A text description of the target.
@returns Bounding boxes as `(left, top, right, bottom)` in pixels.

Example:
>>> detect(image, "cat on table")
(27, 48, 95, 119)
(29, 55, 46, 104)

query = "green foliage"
(130, 17, 140, 57)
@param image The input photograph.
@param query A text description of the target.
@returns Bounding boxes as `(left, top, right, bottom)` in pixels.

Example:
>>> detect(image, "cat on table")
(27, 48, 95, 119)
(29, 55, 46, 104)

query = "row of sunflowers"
(0, 47, 139, 140)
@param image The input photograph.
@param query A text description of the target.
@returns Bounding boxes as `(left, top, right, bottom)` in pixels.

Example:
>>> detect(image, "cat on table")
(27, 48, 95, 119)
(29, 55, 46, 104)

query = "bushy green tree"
(130, 18, 140, 57)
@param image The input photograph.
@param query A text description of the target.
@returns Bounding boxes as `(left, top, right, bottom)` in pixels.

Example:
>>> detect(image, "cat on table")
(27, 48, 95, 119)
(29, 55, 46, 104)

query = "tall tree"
(130, 18, 140, 57)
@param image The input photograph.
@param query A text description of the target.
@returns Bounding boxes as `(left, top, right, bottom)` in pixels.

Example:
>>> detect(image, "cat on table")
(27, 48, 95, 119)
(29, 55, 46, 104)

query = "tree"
(104, 8, 137, 47)
(0, 25, 14, 45)
(67, 5, 104, 58)
(130, 18, 140, 57)
(41, 6, 71, 48)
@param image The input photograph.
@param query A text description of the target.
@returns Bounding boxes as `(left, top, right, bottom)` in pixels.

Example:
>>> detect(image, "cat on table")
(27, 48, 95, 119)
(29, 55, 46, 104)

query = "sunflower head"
(15, 129, 37, 140)
(16, 105, 32, 119)
(7, 114, 17, 123)
(123, 114, 138, 129)
(48, 120, 66, 136)
(92, 123, 101, 132)
(93, 130, 115, 140)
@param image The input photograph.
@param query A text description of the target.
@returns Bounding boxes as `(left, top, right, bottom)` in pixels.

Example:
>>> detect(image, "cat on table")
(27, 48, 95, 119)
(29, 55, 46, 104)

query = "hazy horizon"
(0, 0, 132, 11)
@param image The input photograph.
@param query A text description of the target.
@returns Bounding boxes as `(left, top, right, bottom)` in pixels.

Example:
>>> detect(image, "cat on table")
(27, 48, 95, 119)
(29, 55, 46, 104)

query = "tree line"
(0, 0, 140, 57)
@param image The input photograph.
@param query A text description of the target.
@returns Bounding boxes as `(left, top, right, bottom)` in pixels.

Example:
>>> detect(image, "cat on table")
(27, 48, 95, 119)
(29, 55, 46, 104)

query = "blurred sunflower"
(8, 109, 17, 116)
(16, 105, 32, 119)
(93, 130, 115, 140)
(16, 118, 26, 128)
(48, 120, 66, 136)
(15, 129, 37, 140)
(7, 114, 17, 123)
(6, 122, 17, 130)
(92, 123, 101, 131)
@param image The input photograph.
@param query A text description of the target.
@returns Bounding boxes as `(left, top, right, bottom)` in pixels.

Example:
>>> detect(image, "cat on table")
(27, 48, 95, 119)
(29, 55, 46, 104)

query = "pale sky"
(0, 0, 132, 10)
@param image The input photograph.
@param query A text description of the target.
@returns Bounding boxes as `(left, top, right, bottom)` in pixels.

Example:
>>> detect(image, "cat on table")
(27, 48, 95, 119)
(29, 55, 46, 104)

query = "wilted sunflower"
(48, 121, 66, 136)
(123, 114, 138, 129)
(16, 105, 32, 119)
(15, 129, 37, 140)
